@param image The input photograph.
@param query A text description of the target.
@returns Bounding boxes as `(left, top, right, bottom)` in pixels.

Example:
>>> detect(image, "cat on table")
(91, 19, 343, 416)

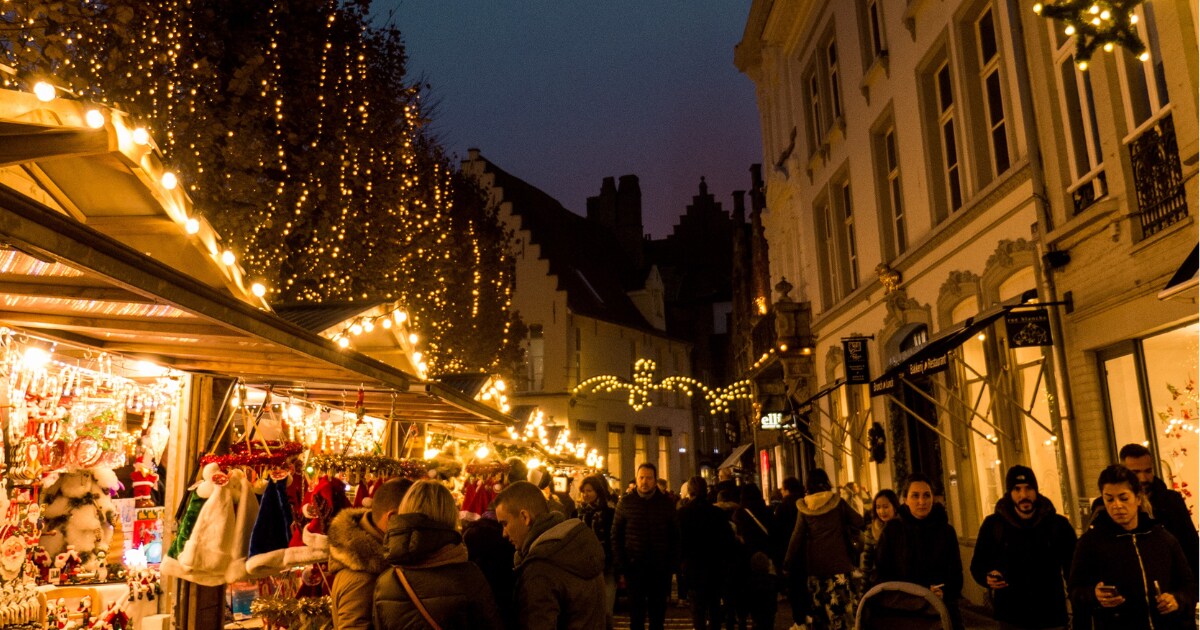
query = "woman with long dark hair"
(860, 488, 900, 585)
(577, 474, 617, 620)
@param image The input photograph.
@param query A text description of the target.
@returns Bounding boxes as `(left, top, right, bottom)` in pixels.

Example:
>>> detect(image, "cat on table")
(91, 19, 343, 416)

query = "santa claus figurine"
(131, 456, 159, 507)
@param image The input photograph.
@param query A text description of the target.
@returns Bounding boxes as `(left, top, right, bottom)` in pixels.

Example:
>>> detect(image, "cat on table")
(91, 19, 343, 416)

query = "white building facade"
(737, 0, 1197, 607)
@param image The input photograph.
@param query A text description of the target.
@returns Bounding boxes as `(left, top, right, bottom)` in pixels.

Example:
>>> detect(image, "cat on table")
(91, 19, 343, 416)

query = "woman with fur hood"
(373, 480, 504, 630)
(328, 478, 411, 630)
(784, 469, 864, 630)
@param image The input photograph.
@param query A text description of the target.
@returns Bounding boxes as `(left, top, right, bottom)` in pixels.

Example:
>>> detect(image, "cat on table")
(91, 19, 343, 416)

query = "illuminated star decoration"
(1034, 0, 1148, 69)
(572, 358, 754, 413)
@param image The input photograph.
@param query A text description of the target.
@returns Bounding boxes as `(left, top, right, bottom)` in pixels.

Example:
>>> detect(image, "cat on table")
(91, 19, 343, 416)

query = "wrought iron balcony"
(1127, 111, 1188, 238)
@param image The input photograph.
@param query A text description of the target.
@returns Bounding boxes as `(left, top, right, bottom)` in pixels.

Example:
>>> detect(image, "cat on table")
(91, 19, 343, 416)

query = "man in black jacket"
(1090, 444, 1199, 579)
(613, 462, 679, 630)
(971, 466, 1077, 630)
(678, 476, 735, 630)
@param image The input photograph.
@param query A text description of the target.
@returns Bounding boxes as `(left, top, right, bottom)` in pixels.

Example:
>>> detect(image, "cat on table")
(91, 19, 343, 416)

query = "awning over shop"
(1159, 244, 1198, 300)
(718, 442, 753, 470)
(871, 304, 1013, 394)
(792, 379, 844, 413)
(0, 90, 510, 428)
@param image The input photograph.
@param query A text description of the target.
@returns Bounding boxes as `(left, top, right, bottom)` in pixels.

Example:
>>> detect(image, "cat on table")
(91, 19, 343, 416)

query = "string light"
(1036, 0, 1149, 65)
(573, 358, 755, 414)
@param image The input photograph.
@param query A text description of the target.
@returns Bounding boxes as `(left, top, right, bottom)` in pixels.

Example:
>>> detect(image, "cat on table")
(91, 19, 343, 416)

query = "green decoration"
(1035, 0, 1148, 68)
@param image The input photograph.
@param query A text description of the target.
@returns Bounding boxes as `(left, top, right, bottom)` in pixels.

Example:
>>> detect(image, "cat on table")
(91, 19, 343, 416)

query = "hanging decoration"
(251, 594, 332, 630)
(1034, 0, 1149, 68)
(573, 358, 754, 414)
(304, 453, 427, 480)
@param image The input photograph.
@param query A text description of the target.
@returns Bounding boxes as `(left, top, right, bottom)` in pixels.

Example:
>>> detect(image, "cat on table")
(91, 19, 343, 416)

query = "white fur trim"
(301, 525, 329, 549)
(244, 549, 289, 578)
(92, 467, 119, 491)
(282, 544, 328, 567)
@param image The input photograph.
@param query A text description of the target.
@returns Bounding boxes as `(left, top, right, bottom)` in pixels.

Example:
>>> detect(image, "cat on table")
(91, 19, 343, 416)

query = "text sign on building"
(1005, 309, 1053, 347)
(842, 338, 871, 384)
(760, 412, 784, 430)
(870, 374, 898, 397)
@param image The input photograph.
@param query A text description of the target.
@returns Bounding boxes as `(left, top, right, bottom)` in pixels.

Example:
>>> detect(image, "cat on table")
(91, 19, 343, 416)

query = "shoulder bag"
(395, 567, 443, 630)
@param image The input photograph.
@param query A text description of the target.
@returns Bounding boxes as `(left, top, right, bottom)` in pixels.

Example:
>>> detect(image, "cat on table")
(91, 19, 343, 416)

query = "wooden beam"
(0, 129, 110, 168)
(0, 310, 243, 338)
(0, 279, 156, 303)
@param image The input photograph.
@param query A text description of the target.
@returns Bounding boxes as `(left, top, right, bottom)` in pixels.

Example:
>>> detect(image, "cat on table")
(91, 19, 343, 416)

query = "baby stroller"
(854, 581, 953, 630)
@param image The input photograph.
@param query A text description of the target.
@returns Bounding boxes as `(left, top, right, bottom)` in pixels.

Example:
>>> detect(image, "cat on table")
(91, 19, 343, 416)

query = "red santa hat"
(282, 475, 349, 567)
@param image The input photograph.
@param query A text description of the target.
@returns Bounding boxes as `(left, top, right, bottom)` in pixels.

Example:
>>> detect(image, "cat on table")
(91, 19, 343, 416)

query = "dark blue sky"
(373, 2, 761, 237)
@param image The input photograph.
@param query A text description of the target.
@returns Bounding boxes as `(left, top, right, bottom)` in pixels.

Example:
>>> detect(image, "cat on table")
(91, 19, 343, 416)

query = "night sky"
(373, 1, 762, 238)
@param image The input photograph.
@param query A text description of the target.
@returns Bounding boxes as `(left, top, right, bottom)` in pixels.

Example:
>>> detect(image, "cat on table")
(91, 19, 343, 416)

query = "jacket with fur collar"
(328, 508, 389, 630)
(785, 489, 864, 577)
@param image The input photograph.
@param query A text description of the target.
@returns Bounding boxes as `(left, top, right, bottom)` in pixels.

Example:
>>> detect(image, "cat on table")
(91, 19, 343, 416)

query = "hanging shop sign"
(906, 353, 949, 377)
(842, 338, 871, 384)
(760, 412, 784, 430)
(870, 374, 899, 397)
(1005, 309, 1053, 348)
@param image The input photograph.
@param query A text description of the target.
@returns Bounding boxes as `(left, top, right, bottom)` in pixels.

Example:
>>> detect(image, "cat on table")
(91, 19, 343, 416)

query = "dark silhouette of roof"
(479, 159, 661, 334)
(437, 372, 492, 398)
(273, 301, 388, 333)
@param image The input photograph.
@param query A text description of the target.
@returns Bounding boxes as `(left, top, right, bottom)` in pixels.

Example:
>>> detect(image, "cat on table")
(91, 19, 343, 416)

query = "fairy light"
(32, 81, 56, 102)
(573, 358, 754, 414)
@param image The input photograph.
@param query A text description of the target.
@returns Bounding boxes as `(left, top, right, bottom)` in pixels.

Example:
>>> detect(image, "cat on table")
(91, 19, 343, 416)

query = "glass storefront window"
(1014, 345, 1063, 512)
(1103, 353, 1149, 449)
(1142, 323, 1199, 526)
(962, 335, 1003, 513)
(607, 429, 623, 481)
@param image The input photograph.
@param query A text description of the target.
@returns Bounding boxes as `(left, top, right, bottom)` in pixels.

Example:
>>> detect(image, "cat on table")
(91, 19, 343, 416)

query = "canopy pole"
(885, 394, 963, 453)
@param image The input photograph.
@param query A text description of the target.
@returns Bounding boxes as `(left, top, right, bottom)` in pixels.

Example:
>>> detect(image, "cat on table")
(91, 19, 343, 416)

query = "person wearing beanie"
(970, 465, 1077, 630)
(328, 477, 411, 630)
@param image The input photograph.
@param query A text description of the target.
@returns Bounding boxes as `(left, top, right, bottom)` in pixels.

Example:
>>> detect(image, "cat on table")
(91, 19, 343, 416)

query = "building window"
(634, 426, 651, 470)
(885, 126, 907, 254)
(839, 182, 859, 292)
(574, 326, 582, 385)
(815, 200, 838, 309)
(807, 70, 825, 150)
(827, 40, 843, 121)
(935, 61, 964, 215)
(607, 425, 624, 481)
(526, 324, 544, 391)
(657, 431, 671, 487)
(1052, 21, 1105, 214)
(976, 6, 1010, 176)
(1117, 3, 1169, 129)
(867, 0, 886, 59)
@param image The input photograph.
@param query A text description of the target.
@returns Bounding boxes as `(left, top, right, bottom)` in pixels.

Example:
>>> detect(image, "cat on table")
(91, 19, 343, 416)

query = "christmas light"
(161, 172, 178, 190)
(32, 81, 56, 102)
(85, 109, 105, 128)
(185, 218, 200, 234)
(132, 127, 149, 145)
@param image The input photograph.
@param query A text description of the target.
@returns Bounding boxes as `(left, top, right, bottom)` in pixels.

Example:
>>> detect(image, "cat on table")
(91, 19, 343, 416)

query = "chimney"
(586, 177, 618, 227)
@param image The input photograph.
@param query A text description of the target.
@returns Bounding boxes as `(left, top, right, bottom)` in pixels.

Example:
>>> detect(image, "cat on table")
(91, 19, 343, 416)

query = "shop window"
(657, 433, 670, 487)
(1102, 351, 1149, 449)
(607, 426, 624, 481)
(634, 428, 650, 470)
(526, 324, 544, 391)
(1140, 324, 1198, 523)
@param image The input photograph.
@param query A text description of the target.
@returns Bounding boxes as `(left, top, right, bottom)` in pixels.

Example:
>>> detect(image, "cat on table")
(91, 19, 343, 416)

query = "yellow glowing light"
(527, 457, 541, 470)
(185, 218, 200, 234)
(408, 333, 418, 344)
(395, 310, 408, 324)
(1138, 51, 1150, 61)
(1088, 4, 1099, 13)
(1099, 10, 1110, 19)
(337, 336, 350, 348)
(1130, 14, 1138, 24)
(475, 444, 490, 459)
(424, 448, 440, 460)
(85, 110, 105, 129)
(251, 282, 267, 297)
(977, 333, 986, 341)
(221, 250, 236, 266)
(1032, 3, 1043, 14)
(380, 318, 392, 329)
(22, 347, 51, 369)
(161, 172, 178, 190)
(350, 323, 363, 335)
(33, 81, 56, 102)
(132, 127, 150, 145)
(1077, 60, 1089, 70)
(1065, 25, 1076, 35)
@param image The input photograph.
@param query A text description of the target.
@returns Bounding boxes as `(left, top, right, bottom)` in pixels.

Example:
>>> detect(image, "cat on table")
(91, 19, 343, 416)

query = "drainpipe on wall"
(1004, 0, 1085, 526)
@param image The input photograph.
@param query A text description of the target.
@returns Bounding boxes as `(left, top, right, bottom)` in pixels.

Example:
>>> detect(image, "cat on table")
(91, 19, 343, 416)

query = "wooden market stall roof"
(0, 87, 510, 427)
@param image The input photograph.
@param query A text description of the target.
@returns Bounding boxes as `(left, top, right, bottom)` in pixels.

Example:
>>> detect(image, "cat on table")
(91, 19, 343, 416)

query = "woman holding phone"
(1069, 464, 1197, 630)
(875, 473, 964, 630)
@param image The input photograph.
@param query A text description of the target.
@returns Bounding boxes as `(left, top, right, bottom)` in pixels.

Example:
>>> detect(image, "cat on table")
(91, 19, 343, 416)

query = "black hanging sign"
(842, 338, 871, 384)
(870, 374, 898, 397)
(1005, 309, 1053, 347)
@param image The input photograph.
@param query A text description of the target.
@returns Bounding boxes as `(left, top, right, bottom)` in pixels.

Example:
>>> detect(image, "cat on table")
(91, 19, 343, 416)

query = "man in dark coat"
(1090, 444, 1199, 579)
(495, 480, 606, 630)
(970, 466, 1077, 630)
(328, 478, 410, 630)
(613, 462, 680, 630)
(678, 476, 735, 630)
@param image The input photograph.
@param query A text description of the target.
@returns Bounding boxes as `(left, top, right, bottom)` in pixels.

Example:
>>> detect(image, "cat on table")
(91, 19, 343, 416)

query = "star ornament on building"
(1034, 0, 1149, 69)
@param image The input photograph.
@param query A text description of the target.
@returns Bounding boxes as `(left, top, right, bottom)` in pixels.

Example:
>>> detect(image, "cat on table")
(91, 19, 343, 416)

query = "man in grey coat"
(496, 481, 606, 630)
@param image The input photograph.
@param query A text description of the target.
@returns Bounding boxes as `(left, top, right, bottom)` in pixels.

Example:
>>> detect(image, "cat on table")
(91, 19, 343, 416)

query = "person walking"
(876, 473, 964, 630)
(495, 480, 606, 630)
(677, 476, 735, 630)
(859, 489, 900, 586)
(1070, 464, 1197, 630)
(783, 468, 864, 630)
(577, 475, 617, 623)
(612, 463, 679, 630)
(373, 480, 504, 630)
(1090, 443, 1199, 579)
(462, 507, 518, 629)
(328, 478, 411, 630)
(970, 466, 1077, 630)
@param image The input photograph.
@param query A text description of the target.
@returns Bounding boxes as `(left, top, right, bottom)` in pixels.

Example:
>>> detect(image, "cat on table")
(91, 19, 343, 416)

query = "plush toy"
(39, 468, 119, 573)
(131, 456, 159, 507)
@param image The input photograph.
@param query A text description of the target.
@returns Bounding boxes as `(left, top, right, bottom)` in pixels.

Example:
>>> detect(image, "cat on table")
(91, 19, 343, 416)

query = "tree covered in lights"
(1, 0, 521, 374)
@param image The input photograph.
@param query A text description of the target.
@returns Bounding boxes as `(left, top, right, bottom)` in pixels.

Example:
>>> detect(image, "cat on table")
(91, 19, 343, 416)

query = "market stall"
(0, 85, 518, 629)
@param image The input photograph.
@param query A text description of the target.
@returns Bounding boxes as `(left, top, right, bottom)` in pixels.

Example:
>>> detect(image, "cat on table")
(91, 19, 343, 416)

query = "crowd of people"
(323, 443, 1197, 630)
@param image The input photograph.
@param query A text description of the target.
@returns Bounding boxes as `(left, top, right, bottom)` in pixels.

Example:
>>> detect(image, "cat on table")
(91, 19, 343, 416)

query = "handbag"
(395, 567, 443, 630)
